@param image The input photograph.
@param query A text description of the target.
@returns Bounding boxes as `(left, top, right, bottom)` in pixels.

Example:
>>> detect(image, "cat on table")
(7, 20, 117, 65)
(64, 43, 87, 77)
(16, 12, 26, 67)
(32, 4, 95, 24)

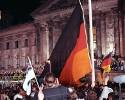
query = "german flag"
(47, 3, 92, 86)
(101, 53, 112, 72)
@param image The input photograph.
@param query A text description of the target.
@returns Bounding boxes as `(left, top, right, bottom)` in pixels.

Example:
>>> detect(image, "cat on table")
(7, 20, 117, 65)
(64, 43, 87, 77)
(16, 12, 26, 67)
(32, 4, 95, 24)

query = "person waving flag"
(47, 2, 92, 86)
(23, 58, 36, 95)
(101, 52, 112, 73)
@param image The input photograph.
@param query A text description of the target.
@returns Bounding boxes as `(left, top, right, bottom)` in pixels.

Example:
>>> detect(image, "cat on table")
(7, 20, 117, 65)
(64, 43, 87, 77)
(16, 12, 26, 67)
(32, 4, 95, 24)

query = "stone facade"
(32, 0, 120, 60)
(0, 23, 37, 69)
(0, 0, 125, 69)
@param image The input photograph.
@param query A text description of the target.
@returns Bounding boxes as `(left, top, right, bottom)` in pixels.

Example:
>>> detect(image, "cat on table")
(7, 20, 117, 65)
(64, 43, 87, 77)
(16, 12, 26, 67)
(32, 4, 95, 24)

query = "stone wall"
(0, 23, 37, 69)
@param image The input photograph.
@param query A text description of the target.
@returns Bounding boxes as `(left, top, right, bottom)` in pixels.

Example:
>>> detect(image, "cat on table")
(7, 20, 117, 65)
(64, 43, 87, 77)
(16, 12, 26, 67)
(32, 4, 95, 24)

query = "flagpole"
(88, 0, 95, 87)
(79, 0, 95, 87)
(27, 57, 40, 88)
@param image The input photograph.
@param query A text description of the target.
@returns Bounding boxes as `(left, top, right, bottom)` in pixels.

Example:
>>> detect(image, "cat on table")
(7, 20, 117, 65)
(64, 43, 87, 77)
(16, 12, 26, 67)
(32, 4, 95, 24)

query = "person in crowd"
(107, 92, 114, 100)
(119, 60, 124, 71)
(87, 89, 97, 100)
(30, 84, 39, 100)
(35, 73, 71, 100)
(75, 84, 86, 99)
(13, 86, 26, 100)
(68, 89, 78, 100)
(43, 73, 59, 89)
(97, 58, 102, 68)
(38, 87, 44, 100)
(99, 76, 113, 100)
(0, 90, 10, 100)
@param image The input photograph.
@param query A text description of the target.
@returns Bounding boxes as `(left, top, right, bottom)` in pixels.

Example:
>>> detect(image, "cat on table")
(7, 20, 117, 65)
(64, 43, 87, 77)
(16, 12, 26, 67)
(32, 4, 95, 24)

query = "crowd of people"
(0, 66, 44, 81)
(0, 55, 125, 100)
(0, 72, 125, 100)
(96, 55, 125, 72)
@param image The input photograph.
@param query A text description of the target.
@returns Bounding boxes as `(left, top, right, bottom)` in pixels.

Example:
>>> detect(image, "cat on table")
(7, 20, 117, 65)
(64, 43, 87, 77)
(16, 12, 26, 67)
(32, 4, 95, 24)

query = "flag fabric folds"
(99, 53, 112, 84)
(101, 53, 112, 73)
(23, 61, 35, 95)
(49, 3, 92, 86)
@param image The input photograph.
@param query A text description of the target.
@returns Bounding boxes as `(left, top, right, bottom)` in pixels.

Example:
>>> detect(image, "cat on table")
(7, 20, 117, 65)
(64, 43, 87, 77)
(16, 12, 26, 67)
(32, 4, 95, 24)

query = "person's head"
(44, 73, 56, 88)
(18, 86, 26, 96)
(32, 84, 38, 92)
(68, 90, 78, 100)
(108, 93, 114, 100)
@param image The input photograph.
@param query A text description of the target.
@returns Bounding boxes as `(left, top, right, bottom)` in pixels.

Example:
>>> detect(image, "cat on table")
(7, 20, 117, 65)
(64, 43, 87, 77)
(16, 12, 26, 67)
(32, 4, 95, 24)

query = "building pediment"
(0, 23, 35, 37)
(31, 0, 118, 18)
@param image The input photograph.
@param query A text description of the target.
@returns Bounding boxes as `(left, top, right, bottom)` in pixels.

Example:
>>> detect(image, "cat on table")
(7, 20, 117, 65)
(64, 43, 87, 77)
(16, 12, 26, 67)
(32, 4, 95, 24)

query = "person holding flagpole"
(23, 57, 39, 96)
(34, 72, 70, 100)
(38, 87, 44, 100)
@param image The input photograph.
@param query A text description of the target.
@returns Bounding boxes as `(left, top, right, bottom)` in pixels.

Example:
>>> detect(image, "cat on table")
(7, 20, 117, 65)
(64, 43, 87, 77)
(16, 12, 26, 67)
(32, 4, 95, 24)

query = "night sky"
(0, 0, 46, 29)
(0, 0, 125, 29)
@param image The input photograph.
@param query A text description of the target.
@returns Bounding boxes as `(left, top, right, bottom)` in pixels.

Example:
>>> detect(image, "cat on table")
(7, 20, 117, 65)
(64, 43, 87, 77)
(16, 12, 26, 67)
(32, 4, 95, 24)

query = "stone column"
(0, 51, 1, 67)
(30, 32, 36, 65)
(27, 32, 33, 60)
(11, 38, 14, 68)
(100, 13, 106, 55)
(119, 14, 123, 57)
(105, 11, 115, 54)
(47, 20, 54, 55)
(113, 9, 120, 56)
(47, 17, 66, 55)
(4, 36, 13, 69)
(95, 13, 102, 57)
(120, 11, 125, 57)
(52, 21, 62, 49)
(122, 18, 125, 57)
(40, 22, 50, 63)
(18, 35, 22, 68)
(33, 22, 41, 64)
(0, 38, 4, 68)
(20, 34, 24, 67)
(9, 36, 13, 68)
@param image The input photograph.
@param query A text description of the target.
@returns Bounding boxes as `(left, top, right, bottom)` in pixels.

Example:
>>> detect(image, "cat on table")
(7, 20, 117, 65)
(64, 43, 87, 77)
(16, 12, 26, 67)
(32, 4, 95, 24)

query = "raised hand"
(38, 85, 44, 100)
(104, 76, 109, 85)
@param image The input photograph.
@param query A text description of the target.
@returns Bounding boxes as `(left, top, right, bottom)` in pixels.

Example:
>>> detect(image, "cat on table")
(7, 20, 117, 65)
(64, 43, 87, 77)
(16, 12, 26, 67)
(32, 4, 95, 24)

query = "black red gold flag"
(101, 53, 112, 72)
(43, 3, 92, 86)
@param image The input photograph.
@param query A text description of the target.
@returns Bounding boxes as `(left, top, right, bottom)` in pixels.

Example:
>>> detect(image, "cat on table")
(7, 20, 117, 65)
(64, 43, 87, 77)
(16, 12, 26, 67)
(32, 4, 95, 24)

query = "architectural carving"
(105, 11, 114, 54)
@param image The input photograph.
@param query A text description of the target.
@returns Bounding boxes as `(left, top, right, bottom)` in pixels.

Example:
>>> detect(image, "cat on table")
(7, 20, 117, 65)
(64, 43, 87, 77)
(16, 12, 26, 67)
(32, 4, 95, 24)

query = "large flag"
(48, 3, 92, 86)
(23, 59, 35, 95)
(101, 53, 112, 72)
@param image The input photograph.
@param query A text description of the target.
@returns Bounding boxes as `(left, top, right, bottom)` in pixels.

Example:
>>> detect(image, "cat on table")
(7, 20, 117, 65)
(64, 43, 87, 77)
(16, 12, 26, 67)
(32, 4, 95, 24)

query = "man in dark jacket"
(43, 85, 69, 100)
(34, 73, 69, 100)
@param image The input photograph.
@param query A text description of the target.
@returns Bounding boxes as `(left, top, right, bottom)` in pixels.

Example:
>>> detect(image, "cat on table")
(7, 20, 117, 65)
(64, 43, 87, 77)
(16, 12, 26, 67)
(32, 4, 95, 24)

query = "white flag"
(99, 86, 113, 100)
(23, 61, 35, 95)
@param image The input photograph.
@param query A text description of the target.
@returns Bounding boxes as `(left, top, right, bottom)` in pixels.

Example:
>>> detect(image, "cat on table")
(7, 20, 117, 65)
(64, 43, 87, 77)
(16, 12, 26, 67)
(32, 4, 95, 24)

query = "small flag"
(99, 53, 112, 84)
(23, 60, 35, 95)
(99, 86, 113, 100)
(101, 53, 112, 72)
